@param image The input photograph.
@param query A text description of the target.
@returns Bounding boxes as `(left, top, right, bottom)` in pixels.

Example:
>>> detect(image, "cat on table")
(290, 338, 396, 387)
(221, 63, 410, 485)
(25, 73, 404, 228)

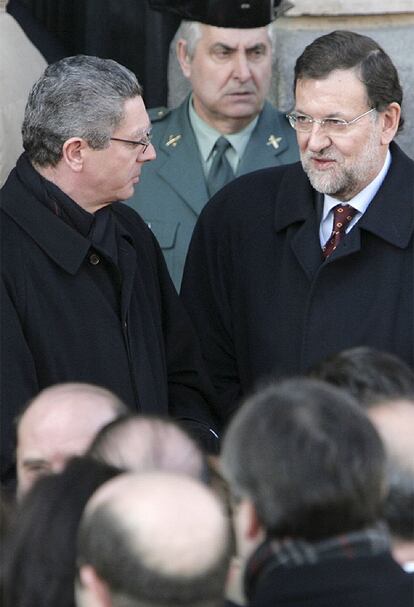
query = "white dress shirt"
(319, 150, 392, 246)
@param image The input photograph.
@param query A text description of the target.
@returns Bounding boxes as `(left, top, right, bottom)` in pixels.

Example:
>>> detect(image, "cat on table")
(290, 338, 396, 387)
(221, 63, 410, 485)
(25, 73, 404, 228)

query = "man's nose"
(306, 123, 333, 152)
(233, 52, 252, 82)
(138, 142, 156, 162)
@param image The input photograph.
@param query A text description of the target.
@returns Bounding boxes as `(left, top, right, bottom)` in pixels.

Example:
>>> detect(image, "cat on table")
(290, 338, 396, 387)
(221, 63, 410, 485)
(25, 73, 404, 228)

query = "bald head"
(17, 383, 127, 497)
(77, 472, 231, 607)
(88, 415, 205, 480)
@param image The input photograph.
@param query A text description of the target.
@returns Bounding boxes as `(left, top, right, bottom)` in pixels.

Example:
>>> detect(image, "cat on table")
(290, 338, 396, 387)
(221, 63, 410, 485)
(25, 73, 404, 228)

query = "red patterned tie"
(322, 204, 358, 258)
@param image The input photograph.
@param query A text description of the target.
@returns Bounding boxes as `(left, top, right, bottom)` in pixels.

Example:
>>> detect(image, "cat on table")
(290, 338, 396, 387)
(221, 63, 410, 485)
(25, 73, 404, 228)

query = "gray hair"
(222, 378, 386, 541)
(178, 20, 276, 60)
(22, 55, 143, 167)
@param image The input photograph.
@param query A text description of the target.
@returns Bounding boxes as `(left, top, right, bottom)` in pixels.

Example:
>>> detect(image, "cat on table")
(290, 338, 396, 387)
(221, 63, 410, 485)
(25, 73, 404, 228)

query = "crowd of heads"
(1, 344, 413, 607)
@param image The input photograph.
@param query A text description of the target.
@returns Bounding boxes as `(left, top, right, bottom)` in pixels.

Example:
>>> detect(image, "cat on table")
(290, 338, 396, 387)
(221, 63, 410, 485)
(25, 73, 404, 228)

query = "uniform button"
(89, 253, 100, 265)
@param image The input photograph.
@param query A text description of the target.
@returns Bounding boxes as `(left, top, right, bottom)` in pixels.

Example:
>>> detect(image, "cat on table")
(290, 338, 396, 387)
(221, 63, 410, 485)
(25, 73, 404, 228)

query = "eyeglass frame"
(110, 130, 152, 153)
(286, 107, 376, 133)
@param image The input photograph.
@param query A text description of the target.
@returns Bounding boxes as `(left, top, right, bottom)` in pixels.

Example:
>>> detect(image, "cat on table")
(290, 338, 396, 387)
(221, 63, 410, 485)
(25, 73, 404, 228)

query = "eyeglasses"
(286, 108, 376, 134)
(110, 131, 152, 153)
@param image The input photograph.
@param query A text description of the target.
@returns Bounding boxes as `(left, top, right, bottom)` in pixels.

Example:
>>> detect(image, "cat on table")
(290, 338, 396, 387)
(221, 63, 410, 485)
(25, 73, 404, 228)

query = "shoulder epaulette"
(148, 107, 171, 122)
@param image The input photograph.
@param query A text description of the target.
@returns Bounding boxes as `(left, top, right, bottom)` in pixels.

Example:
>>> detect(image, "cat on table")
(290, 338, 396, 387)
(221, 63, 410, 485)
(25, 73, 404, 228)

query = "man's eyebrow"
(210, 42, 267, 53)
(130, 125, 152, 138)
(247, 43, 267, 51)
(211, 43, 236, 52)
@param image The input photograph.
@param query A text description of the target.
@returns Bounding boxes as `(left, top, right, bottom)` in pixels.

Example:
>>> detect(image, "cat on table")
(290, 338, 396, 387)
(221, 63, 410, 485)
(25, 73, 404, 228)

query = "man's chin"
(117, 184, 136, 202)
(303, 166, 338, 195)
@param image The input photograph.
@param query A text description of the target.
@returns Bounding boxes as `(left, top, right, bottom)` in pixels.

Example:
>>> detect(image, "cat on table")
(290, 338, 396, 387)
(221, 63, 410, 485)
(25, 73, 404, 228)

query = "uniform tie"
(207, 137, 234, 197)
(322, 204, 358, 258)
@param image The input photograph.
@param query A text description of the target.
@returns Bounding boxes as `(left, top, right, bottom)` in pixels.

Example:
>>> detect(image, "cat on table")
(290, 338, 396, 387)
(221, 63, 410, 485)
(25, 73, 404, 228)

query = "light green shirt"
(188, 96, 259, 178)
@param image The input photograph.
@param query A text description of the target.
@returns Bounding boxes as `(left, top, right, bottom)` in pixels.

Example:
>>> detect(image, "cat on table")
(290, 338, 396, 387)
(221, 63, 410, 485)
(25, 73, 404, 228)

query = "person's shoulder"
(391, 140, 414, 167)
(147, 105, 184, 144)
(148, 106, 172, 123)
(258, 100, 292, 129)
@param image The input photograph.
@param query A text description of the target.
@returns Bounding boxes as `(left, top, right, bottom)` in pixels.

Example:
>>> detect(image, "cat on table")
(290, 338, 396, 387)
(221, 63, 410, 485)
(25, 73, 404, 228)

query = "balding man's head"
(88, 414, 206, 481)
(17, 383, 127, 497)
(76, 472, 231, 607)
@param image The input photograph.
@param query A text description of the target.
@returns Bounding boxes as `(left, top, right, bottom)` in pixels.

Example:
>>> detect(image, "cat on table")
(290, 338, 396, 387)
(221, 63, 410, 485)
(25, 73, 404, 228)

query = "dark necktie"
(207, 136, 234, 197)
(322, 204, 358, 258)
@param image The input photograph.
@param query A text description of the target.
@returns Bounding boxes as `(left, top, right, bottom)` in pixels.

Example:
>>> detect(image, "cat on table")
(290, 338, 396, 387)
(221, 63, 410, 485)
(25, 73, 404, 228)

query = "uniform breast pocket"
(145, 219, 179, 250)
(145, 219, 181, 288)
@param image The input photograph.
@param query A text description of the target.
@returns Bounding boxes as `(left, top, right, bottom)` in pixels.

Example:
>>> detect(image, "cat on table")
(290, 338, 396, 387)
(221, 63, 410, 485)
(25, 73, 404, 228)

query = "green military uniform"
(126, 96, 299, 288)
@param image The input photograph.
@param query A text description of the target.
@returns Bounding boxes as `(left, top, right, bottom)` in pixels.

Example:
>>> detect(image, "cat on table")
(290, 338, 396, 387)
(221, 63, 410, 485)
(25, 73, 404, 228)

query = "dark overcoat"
(244, 552, 414, 607)
(1, 158, 218, 480)
(181, 142, 414, 425)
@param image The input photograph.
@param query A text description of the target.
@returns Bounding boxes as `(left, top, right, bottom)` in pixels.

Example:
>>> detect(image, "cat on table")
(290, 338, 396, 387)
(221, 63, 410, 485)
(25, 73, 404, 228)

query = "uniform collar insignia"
(165, 134, 182, 147)
(267, 135, 282, 149)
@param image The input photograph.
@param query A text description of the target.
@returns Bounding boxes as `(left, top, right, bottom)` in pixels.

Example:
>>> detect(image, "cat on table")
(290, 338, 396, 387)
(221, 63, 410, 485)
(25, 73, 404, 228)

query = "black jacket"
(1, 156, 218, 481)
(181, 142, 414, 425)
(244, 550, 414, 607)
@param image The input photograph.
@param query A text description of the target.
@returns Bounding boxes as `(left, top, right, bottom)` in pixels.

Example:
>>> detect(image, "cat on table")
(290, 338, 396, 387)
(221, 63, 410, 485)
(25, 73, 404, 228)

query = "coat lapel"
(324, 142, 414, 263)
(273, 166, 323, 281)
(155, 101, 209, 216)
(238, 102, 295, 175)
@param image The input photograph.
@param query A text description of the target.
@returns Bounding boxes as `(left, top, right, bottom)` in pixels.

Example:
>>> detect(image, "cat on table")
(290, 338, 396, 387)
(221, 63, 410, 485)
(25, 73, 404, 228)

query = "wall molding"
(286, 0, 414, 16)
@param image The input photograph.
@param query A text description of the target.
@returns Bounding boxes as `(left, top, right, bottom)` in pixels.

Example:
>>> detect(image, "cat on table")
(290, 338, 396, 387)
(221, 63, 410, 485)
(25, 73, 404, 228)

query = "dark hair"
(0, 488, 15, 597)
(309, 347, 414, 407)
(22, 54, 143, 167)
(294, 30, 404, 132)
(2, 456, 121, 607)
(311, 349, 414, 543)
(221, 378, 386, 540)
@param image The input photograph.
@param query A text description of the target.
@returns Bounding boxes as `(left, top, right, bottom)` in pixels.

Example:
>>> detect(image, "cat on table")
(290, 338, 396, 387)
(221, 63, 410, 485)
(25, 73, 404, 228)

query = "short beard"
(300, 127, 381, 200)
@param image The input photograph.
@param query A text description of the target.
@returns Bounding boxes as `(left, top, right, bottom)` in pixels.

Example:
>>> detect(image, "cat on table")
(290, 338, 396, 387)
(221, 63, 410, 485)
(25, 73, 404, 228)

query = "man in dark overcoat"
(0, 55, 218, 483)
(181, 30, 414, 425)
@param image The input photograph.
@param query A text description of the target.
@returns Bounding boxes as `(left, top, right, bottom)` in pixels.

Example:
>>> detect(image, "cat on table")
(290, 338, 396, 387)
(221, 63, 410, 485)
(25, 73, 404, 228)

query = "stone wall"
(167, 1, 414, 157)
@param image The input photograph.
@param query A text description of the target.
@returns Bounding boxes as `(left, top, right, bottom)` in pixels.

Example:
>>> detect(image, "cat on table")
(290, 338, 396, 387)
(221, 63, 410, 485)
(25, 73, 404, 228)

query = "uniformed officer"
(126, 0, 299, 289)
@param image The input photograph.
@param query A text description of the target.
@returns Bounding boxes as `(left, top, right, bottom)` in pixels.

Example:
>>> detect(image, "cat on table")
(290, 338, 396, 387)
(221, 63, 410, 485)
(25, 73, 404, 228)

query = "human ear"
(379, 102, 401, 145)
(62, 137, 88, 172)
(78, 565, 112, 607)
(176, 39, 192, 79)
(245, 500, 262, 540)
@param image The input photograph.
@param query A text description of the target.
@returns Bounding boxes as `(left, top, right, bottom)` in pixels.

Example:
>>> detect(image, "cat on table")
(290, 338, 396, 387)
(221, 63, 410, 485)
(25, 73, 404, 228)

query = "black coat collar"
(1, 158, 91, 275)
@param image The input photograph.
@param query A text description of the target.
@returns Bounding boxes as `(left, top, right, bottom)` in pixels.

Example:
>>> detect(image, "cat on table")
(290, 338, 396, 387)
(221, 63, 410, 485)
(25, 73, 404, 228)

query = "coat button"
(89, 253, 100, 265)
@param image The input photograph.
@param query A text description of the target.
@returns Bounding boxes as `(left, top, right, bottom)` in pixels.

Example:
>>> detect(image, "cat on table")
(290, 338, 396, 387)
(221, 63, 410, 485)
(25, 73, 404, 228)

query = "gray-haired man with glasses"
(0, 55, 220, 485)
(181, 30, 413, 426)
